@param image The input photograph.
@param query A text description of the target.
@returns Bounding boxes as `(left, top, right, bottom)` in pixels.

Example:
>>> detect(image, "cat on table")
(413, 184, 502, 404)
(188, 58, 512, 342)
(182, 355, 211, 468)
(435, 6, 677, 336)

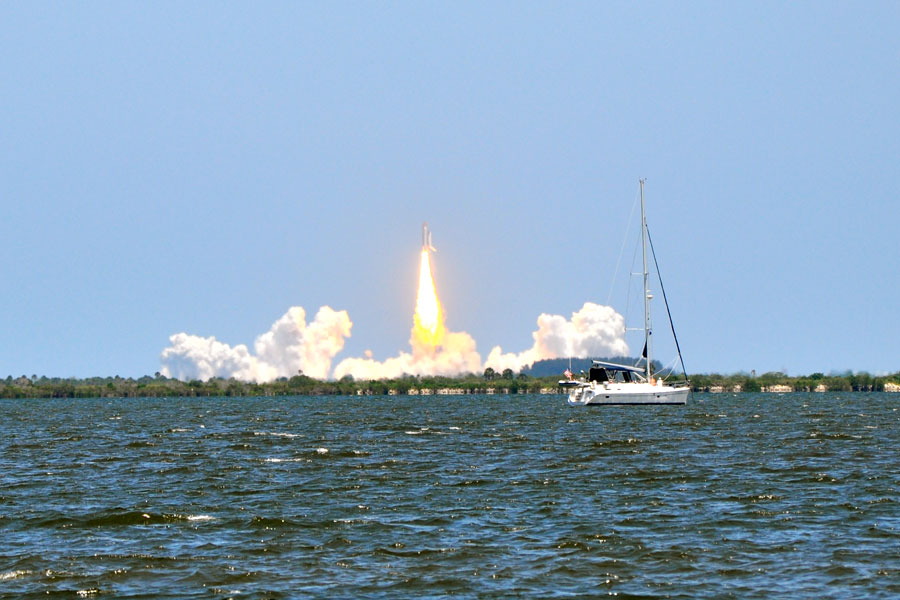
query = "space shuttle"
(422, 222, 436, 252)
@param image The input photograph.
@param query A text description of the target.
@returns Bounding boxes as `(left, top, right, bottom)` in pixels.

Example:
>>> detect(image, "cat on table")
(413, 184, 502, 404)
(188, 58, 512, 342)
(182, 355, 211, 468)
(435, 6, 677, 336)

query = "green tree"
(742, 377, 761, 393)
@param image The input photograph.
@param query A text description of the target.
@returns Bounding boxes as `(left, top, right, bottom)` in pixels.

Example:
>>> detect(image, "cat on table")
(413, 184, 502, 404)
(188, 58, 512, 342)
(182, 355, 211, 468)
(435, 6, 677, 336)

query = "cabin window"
(589, 367, 609, 383)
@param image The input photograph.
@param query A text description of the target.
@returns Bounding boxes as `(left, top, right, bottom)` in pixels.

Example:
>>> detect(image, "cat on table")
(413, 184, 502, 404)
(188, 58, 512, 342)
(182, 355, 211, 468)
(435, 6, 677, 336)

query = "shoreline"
(2, 372, 899, 399)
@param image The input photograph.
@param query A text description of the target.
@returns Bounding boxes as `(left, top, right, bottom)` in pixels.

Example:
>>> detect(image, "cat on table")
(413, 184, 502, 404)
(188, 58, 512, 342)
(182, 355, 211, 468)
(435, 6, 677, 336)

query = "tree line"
(689, 370, 898, 392)
(0, 372, 548, 399)
(1, 369, 898, 399)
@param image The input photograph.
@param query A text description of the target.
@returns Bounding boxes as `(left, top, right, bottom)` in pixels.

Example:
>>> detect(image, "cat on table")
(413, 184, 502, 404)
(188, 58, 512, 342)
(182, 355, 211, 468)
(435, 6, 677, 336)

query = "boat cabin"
(589, 361, 645, 384)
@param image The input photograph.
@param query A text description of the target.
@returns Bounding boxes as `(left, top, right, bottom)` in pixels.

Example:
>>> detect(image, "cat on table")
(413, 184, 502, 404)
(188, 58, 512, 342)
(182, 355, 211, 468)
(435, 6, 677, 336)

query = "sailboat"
(560, 180, 690, 405)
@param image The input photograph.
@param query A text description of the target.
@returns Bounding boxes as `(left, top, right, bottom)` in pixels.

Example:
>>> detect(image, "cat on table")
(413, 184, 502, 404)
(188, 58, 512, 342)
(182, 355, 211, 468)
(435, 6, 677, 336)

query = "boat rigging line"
(606, 190, 641, 307)
(645, 224, 690, 392)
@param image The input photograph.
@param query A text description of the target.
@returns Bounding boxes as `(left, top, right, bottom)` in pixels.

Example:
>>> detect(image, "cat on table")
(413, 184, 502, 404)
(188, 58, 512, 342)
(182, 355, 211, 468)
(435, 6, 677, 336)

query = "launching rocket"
(422, 222, 436, 252)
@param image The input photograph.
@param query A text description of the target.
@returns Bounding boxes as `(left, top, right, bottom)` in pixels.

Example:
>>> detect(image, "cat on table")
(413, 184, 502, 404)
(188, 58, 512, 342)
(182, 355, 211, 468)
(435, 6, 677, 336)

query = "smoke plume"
(332, 302, 627, 380)
(483, 302, 629, 373)
(332, 329, 481, 380)
(160, 306, 351, 382)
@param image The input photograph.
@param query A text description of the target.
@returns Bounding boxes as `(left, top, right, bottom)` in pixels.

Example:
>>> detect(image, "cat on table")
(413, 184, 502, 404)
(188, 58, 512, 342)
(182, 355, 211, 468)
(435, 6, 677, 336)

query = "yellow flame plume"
(412, 249, 446, 350)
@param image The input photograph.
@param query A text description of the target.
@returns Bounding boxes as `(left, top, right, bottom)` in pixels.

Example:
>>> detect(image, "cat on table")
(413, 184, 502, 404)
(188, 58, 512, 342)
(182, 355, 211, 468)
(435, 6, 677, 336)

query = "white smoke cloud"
(160, 306, 352, 382)
(483, 302, 629, 373)
(332, 329, 482, 380)
(332, 302, 627, 380)
(160, 302, 627, 382)
(159, 333, 257, 382)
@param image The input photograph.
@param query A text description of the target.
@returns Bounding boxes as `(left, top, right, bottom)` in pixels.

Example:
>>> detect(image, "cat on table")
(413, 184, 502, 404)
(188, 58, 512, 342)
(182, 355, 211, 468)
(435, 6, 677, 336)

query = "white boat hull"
(566, 382, 689, 405)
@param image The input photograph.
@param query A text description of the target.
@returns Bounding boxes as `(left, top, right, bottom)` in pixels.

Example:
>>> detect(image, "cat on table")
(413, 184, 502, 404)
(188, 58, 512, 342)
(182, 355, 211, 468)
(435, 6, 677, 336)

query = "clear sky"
(2, 2, 899, 378)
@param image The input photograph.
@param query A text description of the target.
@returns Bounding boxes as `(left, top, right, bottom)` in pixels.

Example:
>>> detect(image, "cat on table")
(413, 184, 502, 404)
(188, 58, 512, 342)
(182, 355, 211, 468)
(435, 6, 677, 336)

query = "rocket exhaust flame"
(412, 249, 445, 350)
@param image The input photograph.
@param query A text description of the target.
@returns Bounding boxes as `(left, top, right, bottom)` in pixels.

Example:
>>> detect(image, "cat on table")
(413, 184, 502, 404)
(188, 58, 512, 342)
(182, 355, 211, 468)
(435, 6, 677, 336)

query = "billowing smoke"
(160, 306, 352, 382)
(483, 302, 629, 373)
(159, 301, 627, 381)
(332, 302, 627, 380)
(332, 329, 482, 380)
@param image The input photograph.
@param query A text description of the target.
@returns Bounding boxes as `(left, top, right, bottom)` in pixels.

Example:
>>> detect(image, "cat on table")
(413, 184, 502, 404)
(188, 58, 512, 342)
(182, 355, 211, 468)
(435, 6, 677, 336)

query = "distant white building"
(761, 384, 793, 393)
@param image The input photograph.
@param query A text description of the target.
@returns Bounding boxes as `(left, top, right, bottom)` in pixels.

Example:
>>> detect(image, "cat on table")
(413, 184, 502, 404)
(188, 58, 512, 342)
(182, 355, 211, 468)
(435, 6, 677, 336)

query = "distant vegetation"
(0, 372, 554, 398)
(1, 363, 899, 398)
(688, 370, 899, 393)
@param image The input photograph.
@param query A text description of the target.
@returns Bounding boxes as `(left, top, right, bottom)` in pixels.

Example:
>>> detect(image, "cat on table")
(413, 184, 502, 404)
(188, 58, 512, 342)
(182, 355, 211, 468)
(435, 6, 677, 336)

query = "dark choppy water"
(1, 393, 899, 598)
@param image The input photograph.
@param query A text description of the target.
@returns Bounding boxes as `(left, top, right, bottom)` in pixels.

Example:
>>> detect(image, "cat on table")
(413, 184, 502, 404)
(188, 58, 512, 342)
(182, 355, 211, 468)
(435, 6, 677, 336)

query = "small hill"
(521, 357, 663, 377)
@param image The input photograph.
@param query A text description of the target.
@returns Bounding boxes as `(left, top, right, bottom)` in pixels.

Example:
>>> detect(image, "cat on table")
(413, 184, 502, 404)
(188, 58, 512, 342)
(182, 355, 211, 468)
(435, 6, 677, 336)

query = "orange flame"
(412, 249, 445, 350)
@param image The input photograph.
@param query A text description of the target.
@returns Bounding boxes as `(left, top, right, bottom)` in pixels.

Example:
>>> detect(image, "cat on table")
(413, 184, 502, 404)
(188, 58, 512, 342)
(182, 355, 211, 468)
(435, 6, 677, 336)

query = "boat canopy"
(591, 360, 645, 374)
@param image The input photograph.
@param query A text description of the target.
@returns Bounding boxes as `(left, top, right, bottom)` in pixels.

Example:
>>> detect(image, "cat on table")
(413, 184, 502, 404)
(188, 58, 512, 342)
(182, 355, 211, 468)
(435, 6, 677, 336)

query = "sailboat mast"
(640, 179, 652, 380)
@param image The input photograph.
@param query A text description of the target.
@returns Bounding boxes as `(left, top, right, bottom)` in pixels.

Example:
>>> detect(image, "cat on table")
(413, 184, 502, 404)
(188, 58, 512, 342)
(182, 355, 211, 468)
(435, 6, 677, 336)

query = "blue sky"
(2, 2, 899, 378)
